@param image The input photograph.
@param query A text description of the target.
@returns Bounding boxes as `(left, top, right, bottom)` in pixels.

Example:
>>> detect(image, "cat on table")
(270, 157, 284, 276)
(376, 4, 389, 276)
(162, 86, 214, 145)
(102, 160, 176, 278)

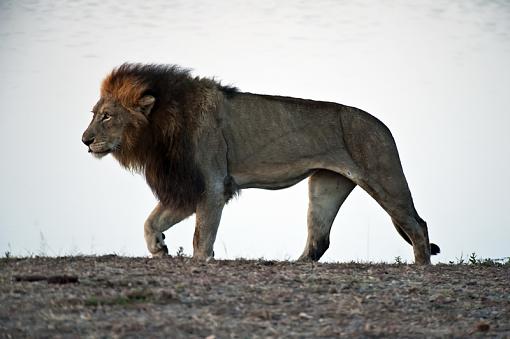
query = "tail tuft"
(430, 243, 440, 255)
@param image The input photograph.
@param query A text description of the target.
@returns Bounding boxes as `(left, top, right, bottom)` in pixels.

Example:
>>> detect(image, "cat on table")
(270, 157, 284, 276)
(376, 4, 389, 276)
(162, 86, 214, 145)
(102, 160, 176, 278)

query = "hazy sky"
(1, 0, 509, 263)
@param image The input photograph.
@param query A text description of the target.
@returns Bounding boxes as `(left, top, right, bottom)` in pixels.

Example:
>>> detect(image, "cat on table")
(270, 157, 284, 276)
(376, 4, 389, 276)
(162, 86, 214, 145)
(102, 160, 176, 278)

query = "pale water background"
(0, 0, 509, 262)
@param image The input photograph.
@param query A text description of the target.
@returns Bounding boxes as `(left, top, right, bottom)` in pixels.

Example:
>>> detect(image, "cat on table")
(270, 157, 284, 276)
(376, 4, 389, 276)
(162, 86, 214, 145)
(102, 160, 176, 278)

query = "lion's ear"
(138, 95, 155, 116)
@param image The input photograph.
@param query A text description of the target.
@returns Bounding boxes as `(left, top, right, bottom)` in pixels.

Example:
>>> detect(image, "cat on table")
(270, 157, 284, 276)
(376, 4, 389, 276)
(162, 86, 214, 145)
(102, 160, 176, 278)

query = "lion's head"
(82, 95, 155, 158)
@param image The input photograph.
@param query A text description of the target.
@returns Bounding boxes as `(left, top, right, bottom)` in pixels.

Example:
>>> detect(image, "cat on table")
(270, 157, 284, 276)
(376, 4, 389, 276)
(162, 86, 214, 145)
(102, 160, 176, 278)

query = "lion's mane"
(100, 63, 236, 211)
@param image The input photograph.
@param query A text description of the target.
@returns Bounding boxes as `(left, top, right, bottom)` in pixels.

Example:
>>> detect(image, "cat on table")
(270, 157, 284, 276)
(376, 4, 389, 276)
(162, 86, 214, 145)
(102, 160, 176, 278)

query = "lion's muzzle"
(82, 127, 96, 148)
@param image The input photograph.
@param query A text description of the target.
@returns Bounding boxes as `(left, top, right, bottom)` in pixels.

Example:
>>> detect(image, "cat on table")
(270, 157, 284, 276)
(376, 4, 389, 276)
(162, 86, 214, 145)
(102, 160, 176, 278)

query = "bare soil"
(0, 256, 509, 338)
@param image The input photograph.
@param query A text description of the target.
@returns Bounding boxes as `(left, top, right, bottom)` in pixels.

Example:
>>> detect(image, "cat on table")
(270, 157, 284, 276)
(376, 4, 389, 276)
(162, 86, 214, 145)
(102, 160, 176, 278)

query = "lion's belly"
(229, 151, 349, 189)
(231, 163, 316, 190)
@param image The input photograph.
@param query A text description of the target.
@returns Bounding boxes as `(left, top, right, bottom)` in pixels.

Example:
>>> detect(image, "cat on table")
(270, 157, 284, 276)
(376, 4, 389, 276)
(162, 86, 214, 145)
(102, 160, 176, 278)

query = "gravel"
(1, 256, 509, 338)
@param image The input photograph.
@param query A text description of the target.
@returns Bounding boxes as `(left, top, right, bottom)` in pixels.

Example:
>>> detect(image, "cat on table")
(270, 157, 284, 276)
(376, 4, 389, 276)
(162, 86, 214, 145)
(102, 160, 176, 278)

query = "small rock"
(476, 322, 490, 332)
(299, 312, 313, 319)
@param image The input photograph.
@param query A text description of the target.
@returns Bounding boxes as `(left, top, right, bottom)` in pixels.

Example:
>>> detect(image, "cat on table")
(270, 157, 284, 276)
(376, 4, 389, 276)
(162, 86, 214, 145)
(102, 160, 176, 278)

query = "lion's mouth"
(89, 148, 110, 155)
(88, 142, 111, 156)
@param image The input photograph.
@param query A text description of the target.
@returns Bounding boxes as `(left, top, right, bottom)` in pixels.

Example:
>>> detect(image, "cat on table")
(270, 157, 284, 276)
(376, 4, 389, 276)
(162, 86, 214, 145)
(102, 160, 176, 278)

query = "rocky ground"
(0, 256, 509, 338)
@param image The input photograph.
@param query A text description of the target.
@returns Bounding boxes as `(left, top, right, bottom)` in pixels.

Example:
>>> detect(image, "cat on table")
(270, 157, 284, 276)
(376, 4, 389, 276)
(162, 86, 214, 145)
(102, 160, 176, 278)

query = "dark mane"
(102, 63, 232, 211)
(218, 83, 239, 98)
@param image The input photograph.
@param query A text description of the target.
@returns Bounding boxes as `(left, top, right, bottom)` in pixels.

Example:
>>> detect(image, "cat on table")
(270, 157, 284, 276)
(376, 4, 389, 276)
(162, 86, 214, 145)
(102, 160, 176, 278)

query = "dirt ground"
(0, 256, 509, 338)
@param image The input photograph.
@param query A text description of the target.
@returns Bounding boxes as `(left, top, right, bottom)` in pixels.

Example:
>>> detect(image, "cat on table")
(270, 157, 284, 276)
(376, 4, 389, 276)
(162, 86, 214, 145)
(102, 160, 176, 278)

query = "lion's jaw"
(88, 140, 120, 158)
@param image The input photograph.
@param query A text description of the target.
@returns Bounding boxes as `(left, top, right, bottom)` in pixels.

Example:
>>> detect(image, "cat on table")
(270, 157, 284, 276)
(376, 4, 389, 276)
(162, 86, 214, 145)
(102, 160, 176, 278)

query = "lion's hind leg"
(298, 170, 355, 262)
(392, 216, 440, 256)
(350, 173, 433, 264)
(390, 212, 432, 264)
(340, 110, 434, 264)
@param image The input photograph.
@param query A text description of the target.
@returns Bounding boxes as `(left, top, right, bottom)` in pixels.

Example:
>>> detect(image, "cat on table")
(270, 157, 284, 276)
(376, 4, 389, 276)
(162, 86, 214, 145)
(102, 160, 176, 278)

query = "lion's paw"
(146, 231, 169, 257)
(152, 245, 168, 258)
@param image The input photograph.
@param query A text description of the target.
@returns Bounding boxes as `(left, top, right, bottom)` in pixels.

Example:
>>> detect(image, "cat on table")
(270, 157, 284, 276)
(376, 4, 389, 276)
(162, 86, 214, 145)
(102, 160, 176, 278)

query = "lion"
(82, 63, 440, 264)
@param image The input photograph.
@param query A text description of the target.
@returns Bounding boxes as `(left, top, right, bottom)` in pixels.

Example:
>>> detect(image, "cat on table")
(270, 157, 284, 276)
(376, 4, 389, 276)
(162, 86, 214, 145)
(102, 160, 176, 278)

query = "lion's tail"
(430, 243, 441, 255)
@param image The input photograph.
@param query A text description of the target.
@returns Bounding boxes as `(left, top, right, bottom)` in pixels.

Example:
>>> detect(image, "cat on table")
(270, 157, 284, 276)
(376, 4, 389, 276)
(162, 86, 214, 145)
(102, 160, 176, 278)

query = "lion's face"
(82, 96, 154, 158)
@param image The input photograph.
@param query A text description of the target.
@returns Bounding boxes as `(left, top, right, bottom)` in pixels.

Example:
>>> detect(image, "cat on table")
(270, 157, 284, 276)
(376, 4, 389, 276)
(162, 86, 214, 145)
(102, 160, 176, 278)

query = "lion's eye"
(102, 113, 111, 122)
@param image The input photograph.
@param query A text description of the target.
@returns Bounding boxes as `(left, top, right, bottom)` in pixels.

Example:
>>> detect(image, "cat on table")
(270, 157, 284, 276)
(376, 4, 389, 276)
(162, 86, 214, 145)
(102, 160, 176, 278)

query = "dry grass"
(0, 256, 509, 338)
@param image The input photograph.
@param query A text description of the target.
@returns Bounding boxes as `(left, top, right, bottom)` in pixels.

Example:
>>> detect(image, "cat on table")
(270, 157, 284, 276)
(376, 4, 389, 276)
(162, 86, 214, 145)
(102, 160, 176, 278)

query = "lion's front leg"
(193, 193, 225, 260)
(144, 203, 192, 257)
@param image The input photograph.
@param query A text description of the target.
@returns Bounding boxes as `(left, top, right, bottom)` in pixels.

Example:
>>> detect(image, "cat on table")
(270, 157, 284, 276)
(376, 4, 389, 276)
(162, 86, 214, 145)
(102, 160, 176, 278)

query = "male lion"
(82, 63, 439, 264)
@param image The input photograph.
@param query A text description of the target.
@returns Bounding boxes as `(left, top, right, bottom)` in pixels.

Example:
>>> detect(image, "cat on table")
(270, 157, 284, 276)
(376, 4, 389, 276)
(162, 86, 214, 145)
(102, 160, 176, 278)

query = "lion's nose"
(82, 135, 95, 147)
